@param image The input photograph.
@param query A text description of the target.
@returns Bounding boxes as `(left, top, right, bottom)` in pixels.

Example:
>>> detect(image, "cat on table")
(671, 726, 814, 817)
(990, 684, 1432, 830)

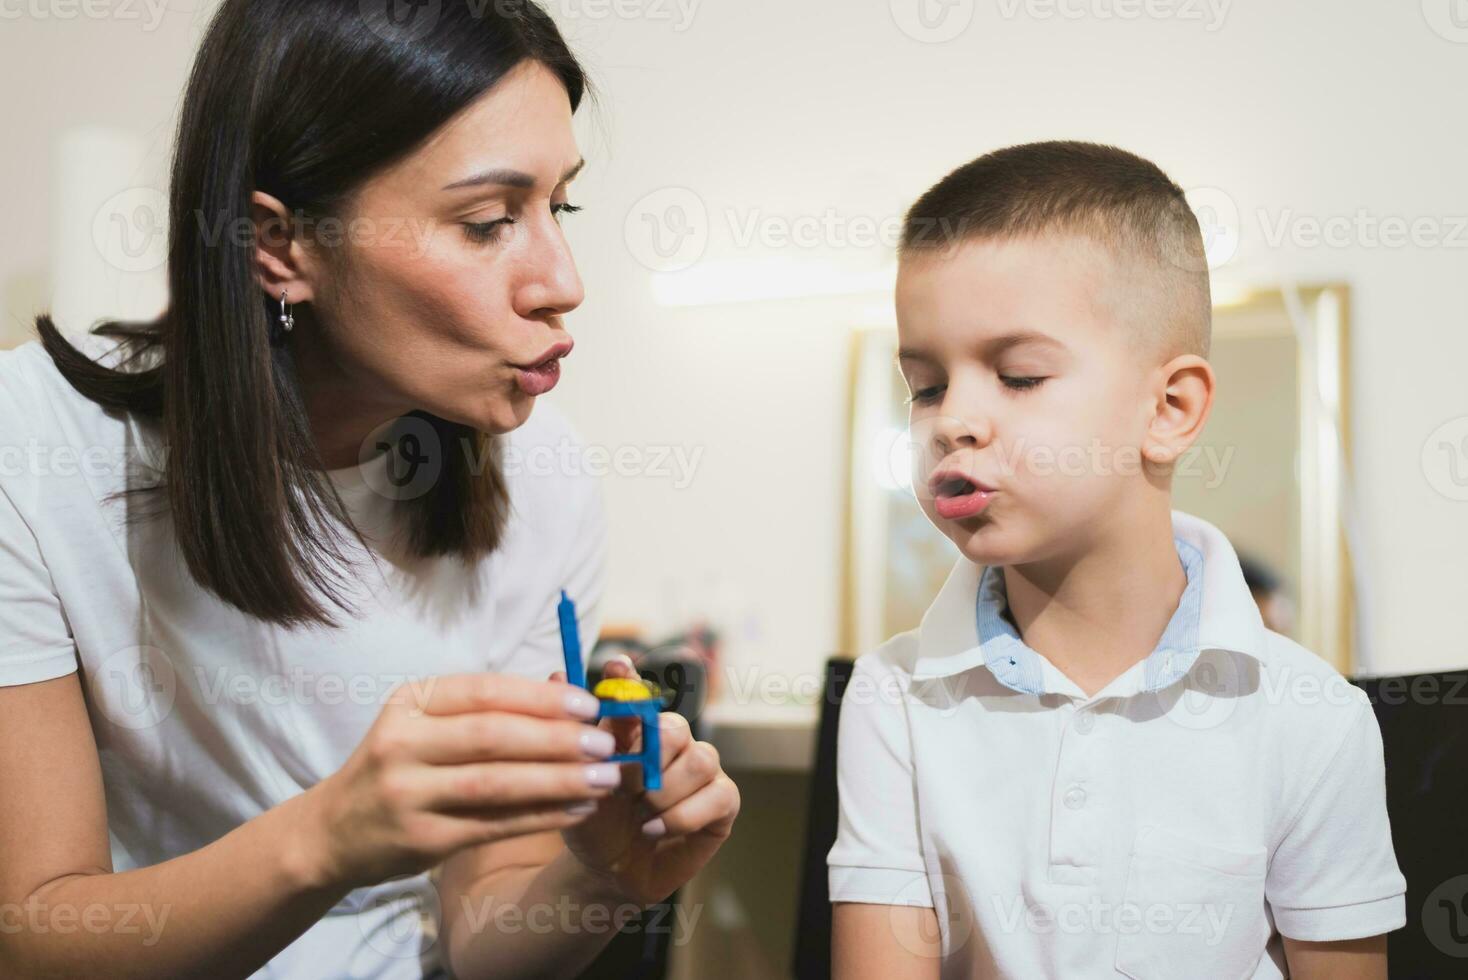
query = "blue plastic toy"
(557, 590, 662, 790)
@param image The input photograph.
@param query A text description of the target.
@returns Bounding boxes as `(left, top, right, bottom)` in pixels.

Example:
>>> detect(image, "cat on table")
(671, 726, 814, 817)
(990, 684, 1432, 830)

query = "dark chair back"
(792, 657, 855, 980)
(1349, 669, 1468, 978)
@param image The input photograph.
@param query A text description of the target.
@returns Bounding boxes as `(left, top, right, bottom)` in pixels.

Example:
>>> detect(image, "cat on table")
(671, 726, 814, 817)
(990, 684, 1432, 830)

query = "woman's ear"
(250, 189, 316, 304)
(1142, 354, 1215, 466)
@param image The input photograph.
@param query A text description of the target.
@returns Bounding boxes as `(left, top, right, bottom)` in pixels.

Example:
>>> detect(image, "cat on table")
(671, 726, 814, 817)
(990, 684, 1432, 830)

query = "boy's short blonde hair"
(899, 140, 1211, 360)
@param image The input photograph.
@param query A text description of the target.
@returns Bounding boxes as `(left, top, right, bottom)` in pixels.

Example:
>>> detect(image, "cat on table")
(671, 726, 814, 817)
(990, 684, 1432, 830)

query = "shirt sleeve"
(1265, 691, 1408, 941)
(0, 478, 80, 686)
(827, 647, 933, 907)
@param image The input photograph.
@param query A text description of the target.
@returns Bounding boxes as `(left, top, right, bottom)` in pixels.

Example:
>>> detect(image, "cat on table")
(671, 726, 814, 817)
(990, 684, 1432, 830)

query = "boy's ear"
(1142, 354, 1215, 465)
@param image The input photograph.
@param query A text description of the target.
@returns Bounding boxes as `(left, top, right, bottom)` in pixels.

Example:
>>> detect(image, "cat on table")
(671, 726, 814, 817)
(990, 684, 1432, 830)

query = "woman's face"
(265, 59, 586, 461)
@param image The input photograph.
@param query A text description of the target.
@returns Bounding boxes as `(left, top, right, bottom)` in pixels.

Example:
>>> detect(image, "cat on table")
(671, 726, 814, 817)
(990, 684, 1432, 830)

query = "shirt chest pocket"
(1114, 825, 1269, 980)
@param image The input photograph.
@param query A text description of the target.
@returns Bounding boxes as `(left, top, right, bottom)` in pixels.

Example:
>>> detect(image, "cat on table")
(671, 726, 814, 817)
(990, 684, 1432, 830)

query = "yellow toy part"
(592, 677, 660, 701)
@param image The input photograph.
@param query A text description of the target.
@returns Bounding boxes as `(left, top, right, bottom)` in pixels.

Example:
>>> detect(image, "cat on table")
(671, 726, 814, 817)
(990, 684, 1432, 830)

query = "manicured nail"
(565, 690, 600, 720)
(566, 800, 597, 815)
(584, 764, 622, 788)
(640, 817, 667, 838)
(579, 728, 616, 759)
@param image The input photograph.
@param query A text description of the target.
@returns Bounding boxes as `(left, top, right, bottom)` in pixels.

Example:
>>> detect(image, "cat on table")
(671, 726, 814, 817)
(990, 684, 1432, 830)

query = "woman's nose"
(515, 217, 585, 319)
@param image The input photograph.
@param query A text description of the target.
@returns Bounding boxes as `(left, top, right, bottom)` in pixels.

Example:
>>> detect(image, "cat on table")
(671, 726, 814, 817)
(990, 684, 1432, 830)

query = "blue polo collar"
(975, 535, 1205, 695)
(910, 510, 1270, 695)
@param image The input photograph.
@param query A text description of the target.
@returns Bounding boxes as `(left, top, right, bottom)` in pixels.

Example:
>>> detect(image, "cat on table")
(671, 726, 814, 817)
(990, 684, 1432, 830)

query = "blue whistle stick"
(557, 589, 585, 690)
(557, 588, 662, 790)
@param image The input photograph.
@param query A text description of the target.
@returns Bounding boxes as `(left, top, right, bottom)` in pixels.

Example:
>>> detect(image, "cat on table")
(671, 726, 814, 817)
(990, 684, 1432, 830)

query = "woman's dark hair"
(31, 0, 591, 628)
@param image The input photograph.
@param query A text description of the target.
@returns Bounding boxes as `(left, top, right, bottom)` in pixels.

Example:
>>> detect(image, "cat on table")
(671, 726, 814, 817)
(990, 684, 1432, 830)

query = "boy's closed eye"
(903, 374, 1050, 406)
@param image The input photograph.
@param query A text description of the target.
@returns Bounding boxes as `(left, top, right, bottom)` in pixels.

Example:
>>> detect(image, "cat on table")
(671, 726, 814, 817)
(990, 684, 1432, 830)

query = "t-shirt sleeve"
(827, 649, 933, 907)
(1265, 691, 1408, 941)
(0, 479, 80, 686)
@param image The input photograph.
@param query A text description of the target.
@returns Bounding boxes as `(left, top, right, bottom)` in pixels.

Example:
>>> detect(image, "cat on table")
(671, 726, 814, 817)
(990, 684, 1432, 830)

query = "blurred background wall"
(3, 0, 1465, 690)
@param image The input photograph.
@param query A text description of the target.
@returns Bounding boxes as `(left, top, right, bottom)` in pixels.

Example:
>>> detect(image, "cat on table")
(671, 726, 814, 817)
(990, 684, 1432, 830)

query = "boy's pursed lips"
(927, 463, 999, 499)
(927, 462, 1000, 520)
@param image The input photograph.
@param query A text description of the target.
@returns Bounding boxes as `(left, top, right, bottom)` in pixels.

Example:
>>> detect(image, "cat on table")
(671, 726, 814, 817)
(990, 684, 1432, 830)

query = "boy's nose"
(928, 411, 991, 456)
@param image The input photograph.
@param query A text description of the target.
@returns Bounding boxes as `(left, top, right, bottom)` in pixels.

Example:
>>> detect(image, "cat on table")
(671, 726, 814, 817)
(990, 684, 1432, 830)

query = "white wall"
(553, 0, 1468, 679)
(4, 0, 1465, 678)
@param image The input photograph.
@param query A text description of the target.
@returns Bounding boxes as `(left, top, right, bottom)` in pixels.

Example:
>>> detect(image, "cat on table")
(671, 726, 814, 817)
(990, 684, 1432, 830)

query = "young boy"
(827, 141, 1405, 979)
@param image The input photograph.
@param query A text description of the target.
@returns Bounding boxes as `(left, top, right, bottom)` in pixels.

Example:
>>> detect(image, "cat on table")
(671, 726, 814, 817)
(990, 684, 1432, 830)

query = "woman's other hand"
(553, 656, 741, 905)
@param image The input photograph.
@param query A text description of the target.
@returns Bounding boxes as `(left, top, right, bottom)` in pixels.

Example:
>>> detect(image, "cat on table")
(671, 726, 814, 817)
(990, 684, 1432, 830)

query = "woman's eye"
(906, 384, 945, 405)
(462, 217, 515, 244)
(1001, 376, 1046, 392)
(463, 202, 582, 244)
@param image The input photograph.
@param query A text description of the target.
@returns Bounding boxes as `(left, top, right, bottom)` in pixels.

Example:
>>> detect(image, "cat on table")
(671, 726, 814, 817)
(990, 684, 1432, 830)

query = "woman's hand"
(553, 657, 741, 906)
(298, 673, 624, 891)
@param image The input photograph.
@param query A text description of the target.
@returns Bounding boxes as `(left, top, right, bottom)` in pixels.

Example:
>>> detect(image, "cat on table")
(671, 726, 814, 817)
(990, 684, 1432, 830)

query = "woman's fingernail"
(584, 764, 622, 788)
(565, 690, 600, 720)
(580, 728, 616, 759)
(640, 817, 667, 838)
(566, 800, 597, 815)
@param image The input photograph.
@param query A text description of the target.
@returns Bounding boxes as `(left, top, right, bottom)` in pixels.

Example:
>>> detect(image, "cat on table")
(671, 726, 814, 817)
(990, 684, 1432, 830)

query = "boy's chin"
(929, 511, 1012, 566)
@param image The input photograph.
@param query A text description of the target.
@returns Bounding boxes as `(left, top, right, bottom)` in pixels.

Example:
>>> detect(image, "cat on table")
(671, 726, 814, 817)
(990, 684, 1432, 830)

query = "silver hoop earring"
(278, 290, 295, 335)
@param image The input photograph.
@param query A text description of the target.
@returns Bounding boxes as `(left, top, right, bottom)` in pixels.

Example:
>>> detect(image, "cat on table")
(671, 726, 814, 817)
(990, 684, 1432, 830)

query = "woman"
(0, 1, 739, 976)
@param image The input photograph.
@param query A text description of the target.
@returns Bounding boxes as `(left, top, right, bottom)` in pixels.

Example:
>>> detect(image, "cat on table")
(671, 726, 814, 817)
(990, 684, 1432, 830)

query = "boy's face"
(894, 233, 1170, 567)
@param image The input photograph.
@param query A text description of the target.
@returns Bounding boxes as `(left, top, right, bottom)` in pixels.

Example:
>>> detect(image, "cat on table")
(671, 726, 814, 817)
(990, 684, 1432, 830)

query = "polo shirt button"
(1074, 710, 1094, 734)
(1063, 786, 1087, 810)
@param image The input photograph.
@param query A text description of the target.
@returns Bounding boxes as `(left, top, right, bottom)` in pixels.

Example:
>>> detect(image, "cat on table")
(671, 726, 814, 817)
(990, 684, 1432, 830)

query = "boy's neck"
(1001, 502, 1187, 699)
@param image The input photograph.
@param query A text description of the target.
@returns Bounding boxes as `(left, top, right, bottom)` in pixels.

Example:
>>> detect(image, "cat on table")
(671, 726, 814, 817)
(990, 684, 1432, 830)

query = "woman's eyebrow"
(442, 157, 586, 191)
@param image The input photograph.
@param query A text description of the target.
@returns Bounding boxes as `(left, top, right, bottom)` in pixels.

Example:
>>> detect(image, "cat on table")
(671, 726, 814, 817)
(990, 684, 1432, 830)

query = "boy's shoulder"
(1248, 626, 1375, 740)
(1256, 626, 1372, 704)
(849, 628, 923, 684)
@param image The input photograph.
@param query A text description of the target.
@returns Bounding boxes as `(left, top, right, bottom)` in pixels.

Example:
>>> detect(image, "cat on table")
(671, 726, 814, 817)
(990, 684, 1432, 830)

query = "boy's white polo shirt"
(828, 509, 1406, 979)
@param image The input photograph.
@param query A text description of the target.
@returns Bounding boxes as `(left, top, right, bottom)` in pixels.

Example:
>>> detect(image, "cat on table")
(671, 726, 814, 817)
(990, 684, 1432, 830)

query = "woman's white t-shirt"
(0, 330, 608, 978)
